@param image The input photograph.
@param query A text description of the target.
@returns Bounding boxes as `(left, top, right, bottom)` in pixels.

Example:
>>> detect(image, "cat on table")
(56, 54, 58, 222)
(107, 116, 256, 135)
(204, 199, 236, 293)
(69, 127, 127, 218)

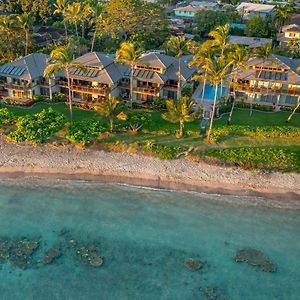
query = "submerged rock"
(200, 286, 230, 300)
(184, 258, 203, 271)
(76, 243, 103, 268)
(0, 238, 40, 269)
(234, 248, 276, 273)
(43, 248, 61, 265)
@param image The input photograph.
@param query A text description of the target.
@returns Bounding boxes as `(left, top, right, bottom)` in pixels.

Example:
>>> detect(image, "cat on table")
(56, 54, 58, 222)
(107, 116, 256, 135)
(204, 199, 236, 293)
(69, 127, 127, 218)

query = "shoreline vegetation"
(0, 136, 299, 202)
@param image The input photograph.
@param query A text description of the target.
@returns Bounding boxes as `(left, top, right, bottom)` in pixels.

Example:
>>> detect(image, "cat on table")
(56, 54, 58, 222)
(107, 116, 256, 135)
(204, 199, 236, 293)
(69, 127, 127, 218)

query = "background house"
(236, 2, 275, 20)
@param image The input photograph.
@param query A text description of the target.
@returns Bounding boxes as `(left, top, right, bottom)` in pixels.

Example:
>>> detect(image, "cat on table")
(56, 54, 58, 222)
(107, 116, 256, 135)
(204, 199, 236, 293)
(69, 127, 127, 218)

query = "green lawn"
(3, 102, 97, 121)
(3, 102, 300, 127)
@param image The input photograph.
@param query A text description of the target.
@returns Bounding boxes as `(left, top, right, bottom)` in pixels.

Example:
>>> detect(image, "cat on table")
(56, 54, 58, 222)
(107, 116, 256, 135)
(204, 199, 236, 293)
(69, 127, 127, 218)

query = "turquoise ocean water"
(0, 179, 299, 300)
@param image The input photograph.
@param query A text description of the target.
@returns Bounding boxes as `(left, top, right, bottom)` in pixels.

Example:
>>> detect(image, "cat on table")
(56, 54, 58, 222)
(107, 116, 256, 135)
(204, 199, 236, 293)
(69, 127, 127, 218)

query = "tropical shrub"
(210, 125, 300, 142)
(202, 147, 298, 171)
(143, 140, 184, 159)
(7, 108, 66, 143)
(150, 98, 167, 110)
(52, 92, 66, 103)
(235, 101, 273, 112)
(3, 98, 33, 107)
(125, 111, 152, 132)
(0, 108, 16, 125)
(66, 120, 107, 146)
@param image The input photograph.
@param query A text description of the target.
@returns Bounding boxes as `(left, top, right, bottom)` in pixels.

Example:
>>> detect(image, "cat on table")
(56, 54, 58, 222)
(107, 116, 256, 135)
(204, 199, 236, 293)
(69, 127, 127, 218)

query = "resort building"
(122, 52, 196, 103)
(233, 54, 300, 107)
(236, 2, 275, 20)
(0, 53, 59, 105)
(58, 52, 127, 104)
(228, 36, 272, 49)
(0, 51, 197, 106)
(278, 24, 300, 48)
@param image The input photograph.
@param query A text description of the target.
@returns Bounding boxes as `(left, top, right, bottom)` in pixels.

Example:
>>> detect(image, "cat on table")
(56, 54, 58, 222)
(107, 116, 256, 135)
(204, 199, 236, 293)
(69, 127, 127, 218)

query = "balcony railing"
(235, 83, 300, 96)
(133, 86, 159, 95)
(58, 80, 108, 95)
(163, 83, 178, 89)
(5, 83, 30, 90)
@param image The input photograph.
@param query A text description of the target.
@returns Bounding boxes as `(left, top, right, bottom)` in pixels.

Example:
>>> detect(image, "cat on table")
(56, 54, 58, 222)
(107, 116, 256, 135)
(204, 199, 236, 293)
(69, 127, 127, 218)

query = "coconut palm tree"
(44, 46, 85, 121)
(162, 96, 199, 137)
(189, 41, 214, 108)
(90, 3, 105, 52)
(227, 45, 249, 124)
(200, 56, 233, 140)
(286, 98, 300, 122)
(53, 0, 68, 37)
(65, 2, 81, 39)
(116, 42, 142, 108)
(17, 13, 34, 56)
(94, 96, 122, 132)
(209, 24, 231, 99)
(164, 36, 193, 100)
(251, 43, 272, 116)
(80, 1, 93, 39)
(275, 5, 293, 32)
(209, 24, 230, 58)
(0, 15, 19, 60)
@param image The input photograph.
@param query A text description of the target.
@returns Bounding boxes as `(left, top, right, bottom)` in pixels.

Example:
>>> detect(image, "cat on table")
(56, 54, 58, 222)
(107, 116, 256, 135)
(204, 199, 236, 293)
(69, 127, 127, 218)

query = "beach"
(0, 136, 299, 201)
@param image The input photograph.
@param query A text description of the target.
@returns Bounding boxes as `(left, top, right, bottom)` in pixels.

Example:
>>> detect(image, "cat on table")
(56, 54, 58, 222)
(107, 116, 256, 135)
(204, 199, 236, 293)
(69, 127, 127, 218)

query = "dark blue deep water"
(0, 179, 299, 300)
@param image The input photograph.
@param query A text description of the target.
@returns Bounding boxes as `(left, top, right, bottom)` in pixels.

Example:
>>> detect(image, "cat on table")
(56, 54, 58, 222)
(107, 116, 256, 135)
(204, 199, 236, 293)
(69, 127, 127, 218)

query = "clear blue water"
(202, 85, 228, 101)
(0, 179, 300, 300)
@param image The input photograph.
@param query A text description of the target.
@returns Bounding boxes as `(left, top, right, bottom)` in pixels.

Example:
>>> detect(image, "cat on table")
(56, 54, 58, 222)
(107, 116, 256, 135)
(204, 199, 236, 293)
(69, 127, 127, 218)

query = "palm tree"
(90, 3, 105, 52)
(162, 96, 199, 137)
(65, 2, 81, 39)
(94, 96, 121, 132)
(80, 1, 93, 39)
(189, 41, 214, 108)
(164, 36, 193, 99)
(209, 24, 230, 58)
(17, 13, 34, 56)
(208, 24, 230, 99)
(53, 0, 68, 37)
(0, 15, 18, 60)
(275, 5, 293, 32)
(201, 56, 233, 140)
(44, 46, 85, 121)
(286, 98, 300, 123)
(251, 43, 272, 116)
(116, 42, 142, 108)
(227, 45, 249, 124)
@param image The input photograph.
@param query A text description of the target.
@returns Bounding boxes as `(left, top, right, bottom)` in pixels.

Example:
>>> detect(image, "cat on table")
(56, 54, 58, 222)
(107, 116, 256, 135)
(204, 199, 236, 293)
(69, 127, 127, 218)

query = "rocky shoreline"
(0, 136, 299, 202)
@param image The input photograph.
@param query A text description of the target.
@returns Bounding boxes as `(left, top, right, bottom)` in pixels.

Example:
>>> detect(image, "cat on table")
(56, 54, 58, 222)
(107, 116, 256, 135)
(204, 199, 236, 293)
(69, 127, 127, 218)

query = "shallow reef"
(234, 248, 276, 273)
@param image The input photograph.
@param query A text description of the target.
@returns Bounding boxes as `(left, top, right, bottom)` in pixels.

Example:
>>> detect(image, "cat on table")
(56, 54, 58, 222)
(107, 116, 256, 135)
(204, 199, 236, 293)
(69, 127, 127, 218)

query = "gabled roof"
(282, 24, 300, 33)
(0, 53, 49, 80)
(236, 2, 275, 13)
(237, 54, 300, 85)
(70, 52, 124, 85)
(136, 52, 175, 69)
(73, 52, 115, 69)
(174, 5, 201, 12)
(288, 14, 300, 26)
(229, 35, 272, 48)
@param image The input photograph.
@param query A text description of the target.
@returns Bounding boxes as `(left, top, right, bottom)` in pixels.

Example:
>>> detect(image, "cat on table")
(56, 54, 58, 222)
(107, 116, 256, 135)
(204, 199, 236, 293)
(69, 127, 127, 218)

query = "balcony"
(234, 83, 300, 96)
(5, 83, 30, 90)
(133, 86, 159, 95)
(58, 80, 108, 96)
(163, 83, 178, 90)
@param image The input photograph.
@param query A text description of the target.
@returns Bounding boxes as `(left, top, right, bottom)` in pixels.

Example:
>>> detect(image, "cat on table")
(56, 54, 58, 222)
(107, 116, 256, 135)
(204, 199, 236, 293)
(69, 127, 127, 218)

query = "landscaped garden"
(0, 101, 299, 173)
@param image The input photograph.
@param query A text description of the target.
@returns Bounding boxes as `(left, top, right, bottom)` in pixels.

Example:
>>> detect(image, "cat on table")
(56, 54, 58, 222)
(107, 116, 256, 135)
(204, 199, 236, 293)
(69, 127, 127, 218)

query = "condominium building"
(234, 54, 300, 107)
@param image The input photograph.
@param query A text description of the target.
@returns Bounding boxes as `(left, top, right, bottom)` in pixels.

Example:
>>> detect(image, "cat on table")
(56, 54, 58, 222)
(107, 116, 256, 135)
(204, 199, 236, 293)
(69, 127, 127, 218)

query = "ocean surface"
(0, 179, 299, 300)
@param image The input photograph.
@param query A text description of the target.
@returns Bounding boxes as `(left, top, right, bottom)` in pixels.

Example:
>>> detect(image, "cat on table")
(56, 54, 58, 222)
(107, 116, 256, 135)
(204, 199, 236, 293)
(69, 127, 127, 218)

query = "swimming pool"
(200, 85, 228, 101)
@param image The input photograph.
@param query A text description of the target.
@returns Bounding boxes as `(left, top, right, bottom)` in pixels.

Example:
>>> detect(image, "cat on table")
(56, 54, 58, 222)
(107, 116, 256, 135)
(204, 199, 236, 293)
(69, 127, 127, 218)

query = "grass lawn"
(3, 102, 97, 121)
(216, 109, 300, 127)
